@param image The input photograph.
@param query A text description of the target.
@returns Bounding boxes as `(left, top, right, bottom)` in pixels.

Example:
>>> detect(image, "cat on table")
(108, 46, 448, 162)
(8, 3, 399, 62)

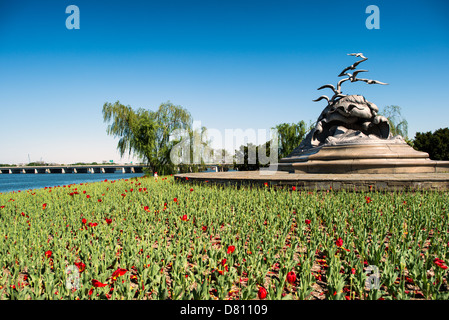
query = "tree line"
(102, 101, 449, 173)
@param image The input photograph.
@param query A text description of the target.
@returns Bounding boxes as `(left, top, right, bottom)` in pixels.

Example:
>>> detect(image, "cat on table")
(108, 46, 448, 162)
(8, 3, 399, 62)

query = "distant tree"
(378, 105, 413, 145)
(234, 143, 259, 171)
(233, 141, 272, 171)
(213, 148, 233, 164)
(26, 161, 48, 166)
(274, 121, 309, 159)
(275, 120, 313, 159)
(103, 101, 194, 175)
(232, 120, 312, 171)
(213, 148, 234, 171)
(413, 127, 449, 160)
(175, 126, 210, 173)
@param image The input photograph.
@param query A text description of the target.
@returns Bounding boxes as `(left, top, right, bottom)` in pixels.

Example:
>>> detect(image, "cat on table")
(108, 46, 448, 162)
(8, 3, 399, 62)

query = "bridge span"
(0, 165, 145, 174)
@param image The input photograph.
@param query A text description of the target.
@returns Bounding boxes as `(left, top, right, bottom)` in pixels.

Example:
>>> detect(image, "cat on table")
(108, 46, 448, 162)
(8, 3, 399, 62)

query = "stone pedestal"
(278, 142, 449, 174)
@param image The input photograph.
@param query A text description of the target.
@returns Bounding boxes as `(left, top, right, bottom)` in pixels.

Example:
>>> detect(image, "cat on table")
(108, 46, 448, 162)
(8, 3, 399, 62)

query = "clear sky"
(1, 0, 448, 164)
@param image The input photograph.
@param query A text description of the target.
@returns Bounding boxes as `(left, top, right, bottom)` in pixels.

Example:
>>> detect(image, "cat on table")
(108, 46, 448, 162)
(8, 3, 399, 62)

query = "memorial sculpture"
(278, 53, 448, 174)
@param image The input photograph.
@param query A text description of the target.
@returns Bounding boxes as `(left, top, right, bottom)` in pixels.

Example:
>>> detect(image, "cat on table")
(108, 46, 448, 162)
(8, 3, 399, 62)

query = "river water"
(0, 172, 145, 194)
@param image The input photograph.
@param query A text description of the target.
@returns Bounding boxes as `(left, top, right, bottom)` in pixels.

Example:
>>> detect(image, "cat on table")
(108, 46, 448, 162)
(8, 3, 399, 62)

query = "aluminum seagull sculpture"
(347, 53, 367, 60)
(356, 78, 389, 85)
(313, 53, 388, 106)
(338, 53, 368, 77)
(345, 69, 369, 81)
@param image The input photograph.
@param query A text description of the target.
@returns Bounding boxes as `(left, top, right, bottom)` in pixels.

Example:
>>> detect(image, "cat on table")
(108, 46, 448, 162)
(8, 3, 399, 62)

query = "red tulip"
(258, 286, 267, 299)
(181, 215, 188, 221)
(82, 218, 87, 225)
(42, 203, 47, 210)
(227, 245, 236, 254)
(221, 258, 227, 266)
(75, 262, 86, 272)
(286, 271, 296, 284)
(105, 218, 112, 225)
(305, 219, 311, 225)
(434, 258, 448, 269)
(111, 268, 127, 280)
(174, 198, 178, 202)
(336, 237, 343, 247)
(92, 279, 108, 287)
(292, 186, 296, 191)
(45, 250, 52, 258)
(190, 188, 193, 192)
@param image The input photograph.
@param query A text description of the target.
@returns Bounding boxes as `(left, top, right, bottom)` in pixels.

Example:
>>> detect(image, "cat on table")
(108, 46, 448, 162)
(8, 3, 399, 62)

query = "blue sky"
(1, 0, 448, 164)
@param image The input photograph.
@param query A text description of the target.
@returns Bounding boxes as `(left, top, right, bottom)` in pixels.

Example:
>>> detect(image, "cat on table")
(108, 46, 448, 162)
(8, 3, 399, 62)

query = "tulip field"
(0, 175, 448, 300)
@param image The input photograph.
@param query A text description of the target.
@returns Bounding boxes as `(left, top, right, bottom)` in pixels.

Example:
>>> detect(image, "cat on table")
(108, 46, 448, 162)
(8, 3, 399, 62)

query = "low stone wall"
(174, 171, 449, 192)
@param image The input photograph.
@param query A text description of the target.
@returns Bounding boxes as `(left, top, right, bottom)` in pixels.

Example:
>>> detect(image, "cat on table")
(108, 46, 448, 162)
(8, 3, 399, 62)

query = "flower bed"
(0, 176, 447, 300)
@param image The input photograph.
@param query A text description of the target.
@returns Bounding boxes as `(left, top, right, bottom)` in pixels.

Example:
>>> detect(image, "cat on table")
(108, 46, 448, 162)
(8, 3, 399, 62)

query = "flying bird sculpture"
(356, 79, 389, 85)
(348, 53, 367, 59)
(345, 69, 369, 81)
(291, 53, 393, 152)
(338, 53, 368, 77)
(313, 53, 388, 106)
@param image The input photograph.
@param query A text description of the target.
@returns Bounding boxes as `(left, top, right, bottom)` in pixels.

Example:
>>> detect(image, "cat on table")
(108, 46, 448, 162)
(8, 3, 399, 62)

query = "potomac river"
(0, 172, 145, 193)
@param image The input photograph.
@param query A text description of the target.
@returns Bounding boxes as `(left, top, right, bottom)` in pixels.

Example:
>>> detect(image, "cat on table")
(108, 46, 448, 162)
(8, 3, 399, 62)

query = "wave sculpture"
(278, 54, 449, 174)
(300, 53, 397, 150)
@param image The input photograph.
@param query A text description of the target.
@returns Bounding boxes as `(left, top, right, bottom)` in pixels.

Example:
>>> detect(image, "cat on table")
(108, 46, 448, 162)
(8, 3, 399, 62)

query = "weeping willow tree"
(102, 101, 193, 174)
(379, 105, 413, 146)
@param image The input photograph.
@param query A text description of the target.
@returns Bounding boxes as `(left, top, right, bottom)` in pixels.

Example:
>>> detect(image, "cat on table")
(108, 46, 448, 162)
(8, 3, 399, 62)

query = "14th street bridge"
(0, 165, 145, 174)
